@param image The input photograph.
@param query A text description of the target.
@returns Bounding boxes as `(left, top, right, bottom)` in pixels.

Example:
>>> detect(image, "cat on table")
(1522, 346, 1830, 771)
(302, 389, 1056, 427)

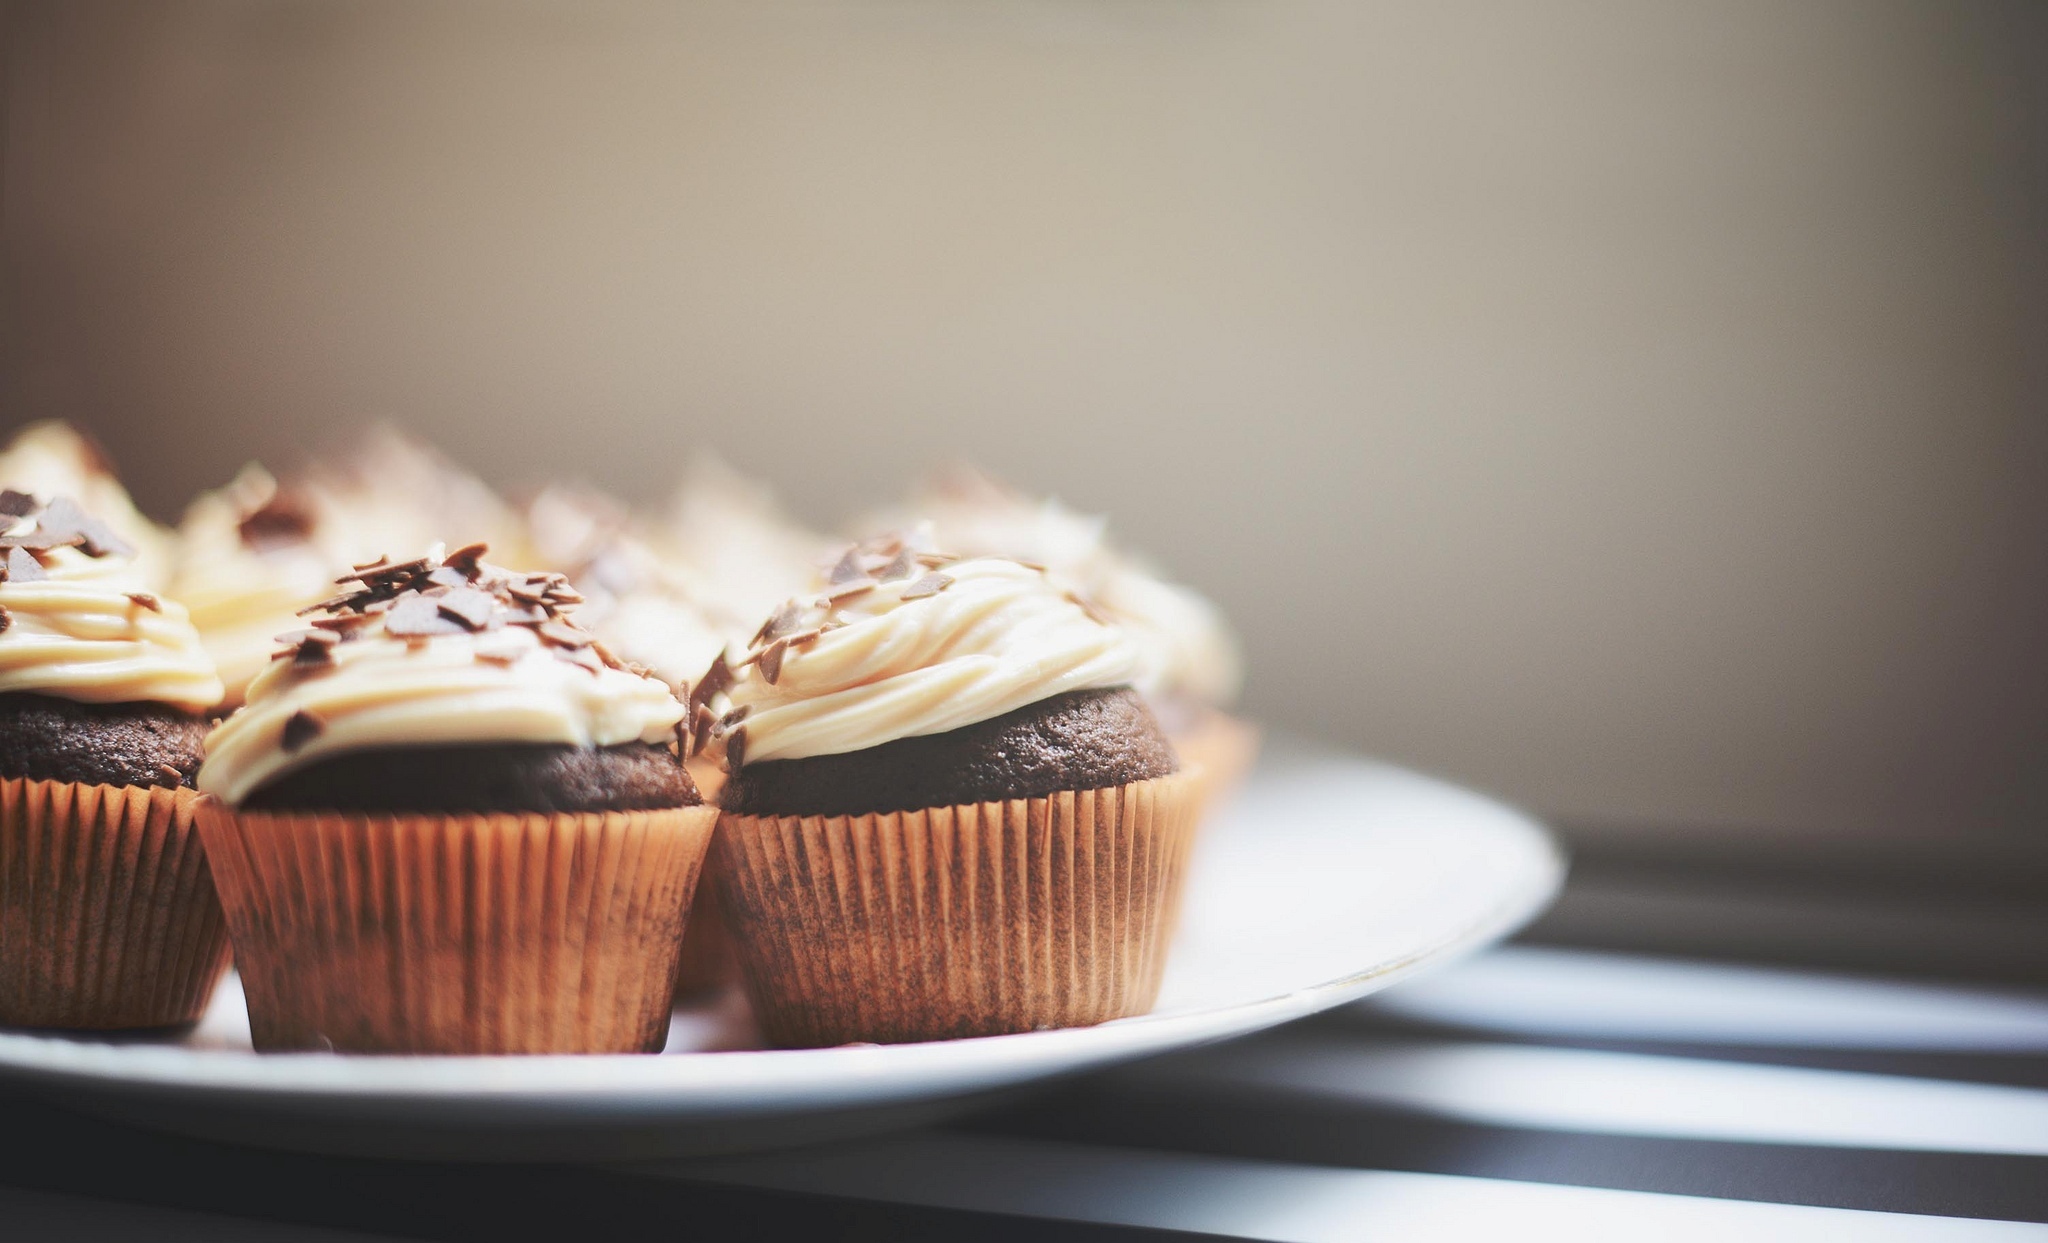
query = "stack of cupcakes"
(4, 420, 1245, 1054)
(0, 487, 229, 1029)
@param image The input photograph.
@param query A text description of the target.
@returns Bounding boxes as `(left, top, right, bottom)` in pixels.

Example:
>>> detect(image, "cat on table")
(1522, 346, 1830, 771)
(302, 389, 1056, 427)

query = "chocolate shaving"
(690, 702, 717, 756)
(282, 710, 324, 751)
(157, 763, 185, 788)
(436, 586, 497, 631)
(280, 627, 340, 666)
(758, 639, 788, 685)
(690, 651, 733, 719)
(0, 490, 38, 519)
(876, 549, 917, 583)
(824, 582, 874, 606)
(384, 594, 466, 638)
(827, 548, 868, 586)
(237, 490, 317, 552)
(3, 547, 44, 583)
(536, 620, 589, 650)
(725, 726, 746, 770)
(34, 496, 134, 559)
(899, 572, 953, 601)
(127, 592, 162, 613)
(443, 542, 489, 572)
(0, 605, 9, 634)
(426, 566, 470, 590)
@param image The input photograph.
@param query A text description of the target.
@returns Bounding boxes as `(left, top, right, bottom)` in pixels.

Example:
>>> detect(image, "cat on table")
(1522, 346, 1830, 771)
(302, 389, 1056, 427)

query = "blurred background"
(5, 1, 2046, 972)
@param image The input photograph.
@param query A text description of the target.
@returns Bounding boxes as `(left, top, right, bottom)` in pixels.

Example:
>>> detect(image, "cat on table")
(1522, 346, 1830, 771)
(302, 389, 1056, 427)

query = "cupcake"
(525, 485, 748, 995)
(653, 454, 834, 645)
(0, 422, 178, 588)
(195, 543, 716, 1054)
(304, 425, 536, 572)
(172, 464, 352, 709)
(705, 533, 1200, 1047)
(870, 467, 1256, 804)
(0, 488, 230, 1029)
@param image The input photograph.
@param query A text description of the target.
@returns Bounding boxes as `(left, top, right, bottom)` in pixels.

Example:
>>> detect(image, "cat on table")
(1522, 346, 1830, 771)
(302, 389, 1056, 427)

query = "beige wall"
(6, 1, 2045, 838)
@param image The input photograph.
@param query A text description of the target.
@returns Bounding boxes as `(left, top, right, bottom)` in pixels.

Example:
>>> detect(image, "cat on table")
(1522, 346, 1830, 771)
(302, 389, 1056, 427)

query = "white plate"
(0, 743, 1563, 1161)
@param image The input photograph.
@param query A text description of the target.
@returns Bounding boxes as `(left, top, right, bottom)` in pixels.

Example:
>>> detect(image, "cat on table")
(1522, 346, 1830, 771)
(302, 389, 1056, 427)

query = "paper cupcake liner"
(196, 801, 718, 1054)
(671, 853, 740, 998)
(1171, 709, 1262, 816)
(716, 772, 1198, 1048)
(0, 777, 230, 1030)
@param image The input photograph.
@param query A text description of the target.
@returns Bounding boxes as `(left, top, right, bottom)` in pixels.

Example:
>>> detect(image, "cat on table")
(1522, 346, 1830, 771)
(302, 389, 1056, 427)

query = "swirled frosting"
(525, 485, 731, 691)
(0, 491, 223, 711)
(710, 538, 1143, 765)
(174, 465, 355, 706)
(865, 467, 1242, 707)
(0, 422, 178, 588)
(198, 544, 685, 806)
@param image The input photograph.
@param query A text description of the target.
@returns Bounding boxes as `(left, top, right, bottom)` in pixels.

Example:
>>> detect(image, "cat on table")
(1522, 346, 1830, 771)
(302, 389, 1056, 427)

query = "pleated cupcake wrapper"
(716, 773, 1199, 1048)
(196, 802, 718, 1054)
(1171, 710, 1262, 817)
(671, 852, 739, 997)
(0, 777, 231, 1030)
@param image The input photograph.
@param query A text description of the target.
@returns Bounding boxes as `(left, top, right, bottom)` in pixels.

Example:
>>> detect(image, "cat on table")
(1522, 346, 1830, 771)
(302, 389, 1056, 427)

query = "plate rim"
(0, 758, 1566, 1112)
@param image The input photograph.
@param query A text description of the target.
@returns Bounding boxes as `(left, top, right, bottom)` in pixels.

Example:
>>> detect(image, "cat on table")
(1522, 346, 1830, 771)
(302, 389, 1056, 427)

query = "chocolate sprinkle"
(436, 586, 496, 631)
(127, 592, 162, 613)
(0, 606, 9, 634)
(384, 594, 466, 638)
(282, 710, 325, 751)
(876, 549, 918, 583)
(827, 548, 867, 586)
(3, 547, 44, 583)
(758, 639, 787, 685)
(536, 620, 589, 650)
(157, 763, 185, 788)
(899, 572, 953, 601)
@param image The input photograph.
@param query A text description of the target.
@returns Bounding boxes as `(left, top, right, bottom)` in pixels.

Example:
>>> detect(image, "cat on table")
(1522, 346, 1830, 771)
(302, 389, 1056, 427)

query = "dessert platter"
(0, 422, 1563, 1159)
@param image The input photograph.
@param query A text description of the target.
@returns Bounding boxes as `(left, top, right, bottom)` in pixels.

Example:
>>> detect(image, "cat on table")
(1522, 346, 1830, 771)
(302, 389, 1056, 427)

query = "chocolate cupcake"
(196, 543, 715, 1054)
(869, 467, 1256, 808)
(703, 534, 1198, 1047)
(0, 488, 229, 1029)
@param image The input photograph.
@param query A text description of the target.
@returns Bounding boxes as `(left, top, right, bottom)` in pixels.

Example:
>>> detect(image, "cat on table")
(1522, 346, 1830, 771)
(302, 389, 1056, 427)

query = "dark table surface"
(5, 937, 2047, 1240)
(6, 827, 2048, 1241)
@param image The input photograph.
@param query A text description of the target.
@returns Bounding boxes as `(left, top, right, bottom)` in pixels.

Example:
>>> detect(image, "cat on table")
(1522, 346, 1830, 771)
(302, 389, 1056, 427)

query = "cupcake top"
(198, 543, 685, 806)
(0, 422, 177, 587)
(305, 425, 535, 572)
(698, 532, 1143, 767)
(870, 467, 1241, 709)
(0, 489, 223, 711)
(524, 485, 729, 692)
(172, 464, 354, 706)
(655, 454, 834, 646)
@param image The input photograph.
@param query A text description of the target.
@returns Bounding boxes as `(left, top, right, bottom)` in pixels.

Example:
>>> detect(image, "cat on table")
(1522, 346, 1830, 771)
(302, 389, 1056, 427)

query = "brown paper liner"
(0, 777, 230, 1030)
(716, 772, 1198, 1048)
(1171, 709, 1262, 816)
(671, 757, 740, 997)
(196, 801, 717, 1054)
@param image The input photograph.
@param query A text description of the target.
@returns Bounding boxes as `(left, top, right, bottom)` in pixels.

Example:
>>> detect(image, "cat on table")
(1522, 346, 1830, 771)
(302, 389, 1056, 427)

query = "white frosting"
(525, 485, 729, 690)
(867, 469, 1242, 707)
(0, 521, 222, 711)
(655, 454, 831, 645)
(198, 556, 686, 806)
(0, 422, 177, 588)
(724, 556, 1143, 764)
(173, 465, 351, 705)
